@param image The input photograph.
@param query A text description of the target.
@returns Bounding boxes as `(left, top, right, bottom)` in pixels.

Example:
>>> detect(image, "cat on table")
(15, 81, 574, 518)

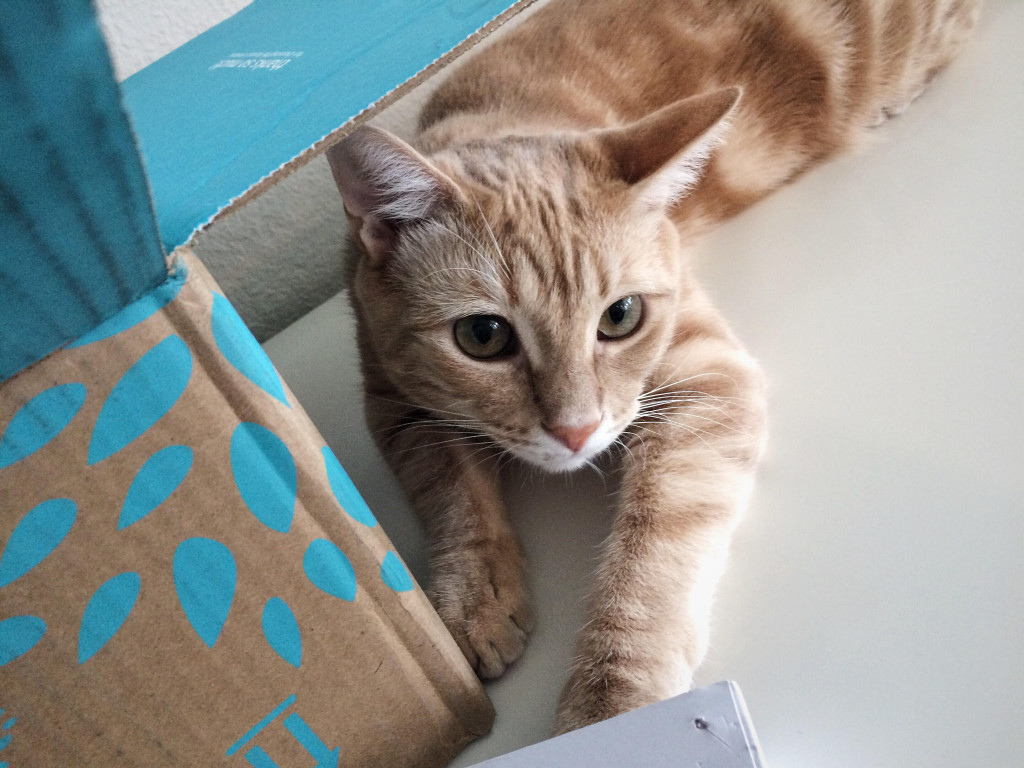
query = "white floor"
(263, 4, 1024, 765)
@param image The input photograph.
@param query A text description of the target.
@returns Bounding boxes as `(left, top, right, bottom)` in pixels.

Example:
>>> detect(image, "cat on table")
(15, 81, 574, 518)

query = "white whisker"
(632, 415, 726, 455)
(420, 265, 504, 284)
(472, 198, 513, 282)
(643, 371, 738, 397)
(435, 221, 487, 260)
(638, 407, 748, 437)
(385, 433, 488, 456)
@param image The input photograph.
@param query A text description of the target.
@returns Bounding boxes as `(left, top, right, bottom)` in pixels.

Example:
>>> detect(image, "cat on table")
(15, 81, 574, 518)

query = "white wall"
(96, 0, 250, 81)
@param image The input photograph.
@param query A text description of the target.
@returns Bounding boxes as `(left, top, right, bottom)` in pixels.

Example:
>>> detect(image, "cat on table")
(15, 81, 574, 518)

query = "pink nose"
(545, 421, 600, 453)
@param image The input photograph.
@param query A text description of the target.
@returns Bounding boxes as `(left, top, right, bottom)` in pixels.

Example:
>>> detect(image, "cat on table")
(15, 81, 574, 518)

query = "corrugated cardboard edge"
(182, 0, 538, 245)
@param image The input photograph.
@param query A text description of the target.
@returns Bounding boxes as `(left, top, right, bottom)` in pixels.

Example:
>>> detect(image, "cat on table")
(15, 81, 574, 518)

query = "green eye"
(598, 295, 643, 340)
(454, 315, 516, 359)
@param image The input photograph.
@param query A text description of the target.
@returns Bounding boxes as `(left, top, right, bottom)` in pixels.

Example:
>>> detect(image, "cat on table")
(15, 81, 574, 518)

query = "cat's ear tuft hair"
(326, 126, 464, 262)
(596, 86, 741, 209)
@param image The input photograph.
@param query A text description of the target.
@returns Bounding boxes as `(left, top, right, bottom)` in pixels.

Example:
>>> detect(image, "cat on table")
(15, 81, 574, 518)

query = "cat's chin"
(520, 451, 594, 474)
(507, 434, 617, 474)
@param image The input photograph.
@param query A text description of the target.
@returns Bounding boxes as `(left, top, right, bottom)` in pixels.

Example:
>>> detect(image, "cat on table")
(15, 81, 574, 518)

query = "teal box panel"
(0, 0, 167, 381)
(121, 0, 526, 252)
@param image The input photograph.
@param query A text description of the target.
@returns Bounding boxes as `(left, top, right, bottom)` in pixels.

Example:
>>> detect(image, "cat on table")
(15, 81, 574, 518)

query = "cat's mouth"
(504, 419, 624, 473)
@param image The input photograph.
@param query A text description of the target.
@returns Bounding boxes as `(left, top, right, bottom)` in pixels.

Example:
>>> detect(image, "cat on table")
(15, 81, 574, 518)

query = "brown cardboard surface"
(0, 250, 493, 766)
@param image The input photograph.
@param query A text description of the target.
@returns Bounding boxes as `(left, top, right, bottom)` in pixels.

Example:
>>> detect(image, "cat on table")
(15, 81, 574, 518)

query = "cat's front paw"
(554, 666, 637, 735)
(554, 657, 690, 735)
(430, 546, 534, 679)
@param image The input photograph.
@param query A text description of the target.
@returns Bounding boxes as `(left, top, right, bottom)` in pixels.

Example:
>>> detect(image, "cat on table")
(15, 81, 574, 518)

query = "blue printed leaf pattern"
(211, 293, 289, 406)
(173, 538, 236, 648)
(0, 383, 86, 469)
(0, 615, 46, 667)
(118, 445, 193, 530)
(88, 335, 192, 465)
(231, 422, 296, 534)
(322, 447, 376, 528)
(78, 572, 141, 664)
(262, 597, 302, 668)
(380, 551, 414, 593)
(303, 539, 356, 602)
(0, 498, 76, 589)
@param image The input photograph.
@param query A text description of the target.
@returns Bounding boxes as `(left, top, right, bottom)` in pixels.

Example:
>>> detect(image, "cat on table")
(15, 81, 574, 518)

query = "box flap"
(121, 0, 532, 253)
(0, 0, 168, 381)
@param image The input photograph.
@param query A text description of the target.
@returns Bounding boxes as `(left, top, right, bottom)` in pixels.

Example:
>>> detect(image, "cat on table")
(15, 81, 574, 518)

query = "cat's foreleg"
(555, 344, 765, 733)
(364, 392, 534, 679)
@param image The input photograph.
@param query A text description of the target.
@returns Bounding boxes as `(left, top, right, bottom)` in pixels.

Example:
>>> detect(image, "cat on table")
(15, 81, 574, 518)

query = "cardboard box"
(471, 682, 765, 767)
(0, 249, 495, 766)
(1, 0, 532, 764)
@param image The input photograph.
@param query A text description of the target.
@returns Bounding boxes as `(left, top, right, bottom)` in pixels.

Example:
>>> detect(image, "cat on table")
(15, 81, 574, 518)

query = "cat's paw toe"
(433, 565, 533, 679)
(464, 593, 532, 678)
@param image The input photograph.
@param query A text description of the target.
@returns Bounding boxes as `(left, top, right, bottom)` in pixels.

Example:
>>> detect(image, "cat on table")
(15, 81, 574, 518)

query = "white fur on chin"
(509, 419, 624, 474)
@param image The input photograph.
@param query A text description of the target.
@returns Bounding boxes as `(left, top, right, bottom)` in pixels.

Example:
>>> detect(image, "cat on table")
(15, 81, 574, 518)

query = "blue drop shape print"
(380, 551, 414, 593)
(88, 335, 193, 465)
(231, 422, 296, 534)
(0, 383, 87, 469)
(173, 538, 236, 648)
(211, 293, 289, 407)
(303, 539, 356, 602)
(0, 615, 46, 667)
(322, 447, 376, 528)
(78, 572, 141, 664)
(118, 445, 193, 530)
(262, 597, 302, 668)
(0, 498, 76, 589)
(68, 268, 187, 349)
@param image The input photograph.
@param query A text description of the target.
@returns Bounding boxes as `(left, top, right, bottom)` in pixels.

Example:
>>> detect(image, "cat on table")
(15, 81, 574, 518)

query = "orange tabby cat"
(327, 0, 979, 733)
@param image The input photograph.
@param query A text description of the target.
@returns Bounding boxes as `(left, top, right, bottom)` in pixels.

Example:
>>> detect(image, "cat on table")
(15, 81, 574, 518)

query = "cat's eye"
(454, 315, 516, 359)
(598, 295, 643, 340)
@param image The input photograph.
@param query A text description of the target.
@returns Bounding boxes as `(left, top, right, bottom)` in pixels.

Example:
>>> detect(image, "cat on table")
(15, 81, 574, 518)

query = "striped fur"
(328, 0, 979, 733)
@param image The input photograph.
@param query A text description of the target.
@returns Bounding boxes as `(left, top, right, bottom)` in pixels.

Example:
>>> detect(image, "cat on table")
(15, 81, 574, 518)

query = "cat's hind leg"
(870, 0, 981, 127)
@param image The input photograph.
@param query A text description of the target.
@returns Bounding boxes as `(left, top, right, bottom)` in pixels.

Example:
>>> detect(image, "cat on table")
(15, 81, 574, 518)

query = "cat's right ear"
(326, 126, 464, 264)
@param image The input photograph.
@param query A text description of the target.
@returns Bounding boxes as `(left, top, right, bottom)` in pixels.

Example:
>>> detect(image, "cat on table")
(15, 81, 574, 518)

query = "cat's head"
(328, 88, 738, 472)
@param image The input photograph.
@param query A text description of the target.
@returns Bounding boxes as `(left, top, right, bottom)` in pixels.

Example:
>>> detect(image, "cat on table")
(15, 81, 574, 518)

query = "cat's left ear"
(595, 86, 741, 209)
